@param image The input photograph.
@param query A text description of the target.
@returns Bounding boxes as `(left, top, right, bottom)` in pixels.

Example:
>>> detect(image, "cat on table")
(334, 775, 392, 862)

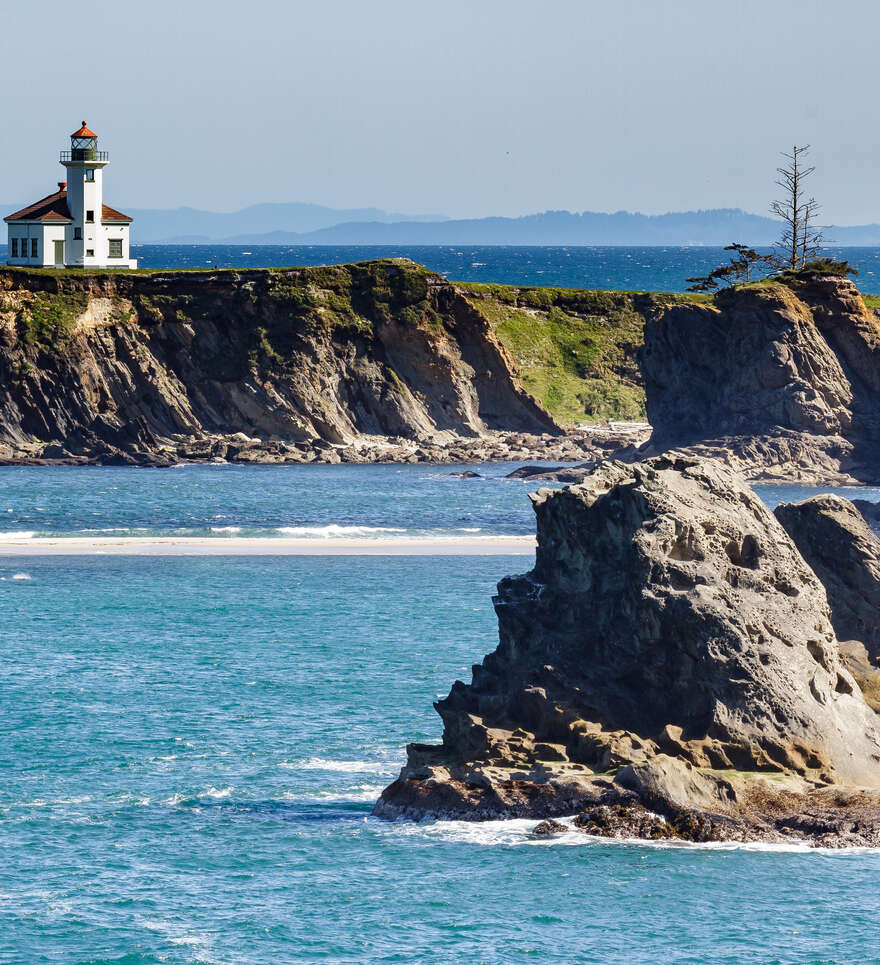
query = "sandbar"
(0, 535, 537, 557)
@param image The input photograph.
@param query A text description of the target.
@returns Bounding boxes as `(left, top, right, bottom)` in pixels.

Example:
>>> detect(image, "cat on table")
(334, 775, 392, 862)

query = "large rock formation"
(0, 260, 573, 466)
(640, 271, 880, 483)
(376, 455, 880, 845)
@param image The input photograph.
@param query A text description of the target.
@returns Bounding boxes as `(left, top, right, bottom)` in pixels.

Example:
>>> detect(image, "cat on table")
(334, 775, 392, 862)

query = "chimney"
(58, 181, 67, 191)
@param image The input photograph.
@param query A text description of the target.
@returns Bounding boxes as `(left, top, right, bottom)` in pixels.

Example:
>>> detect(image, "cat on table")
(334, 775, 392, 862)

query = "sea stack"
(376, 454, 880, 846)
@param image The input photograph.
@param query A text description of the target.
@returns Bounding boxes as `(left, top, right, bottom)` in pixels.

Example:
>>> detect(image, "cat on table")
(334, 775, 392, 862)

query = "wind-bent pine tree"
(770, 145, 824, 270)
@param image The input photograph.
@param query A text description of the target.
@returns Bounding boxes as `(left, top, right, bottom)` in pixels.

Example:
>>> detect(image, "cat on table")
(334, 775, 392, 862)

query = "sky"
(2, 0, 879, 223)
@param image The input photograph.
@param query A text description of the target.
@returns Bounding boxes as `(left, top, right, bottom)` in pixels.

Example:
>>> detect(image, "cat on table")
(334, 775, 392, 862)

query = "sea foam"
(275, 525, 407, 538)
(285, 757, 396, 775)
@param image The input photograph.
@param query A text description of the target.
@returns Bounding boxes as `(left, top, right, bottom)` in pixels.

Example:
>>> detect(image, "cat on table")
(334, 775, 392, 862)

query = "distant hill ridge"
(239, 209, 880, 247)
(4, 202, 880, 245)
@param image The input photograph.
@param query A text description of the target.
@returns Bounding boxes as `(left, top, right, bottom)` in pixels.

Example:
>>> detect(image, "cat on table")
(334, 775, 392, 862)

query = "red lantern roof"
(71, 121, 97, 138)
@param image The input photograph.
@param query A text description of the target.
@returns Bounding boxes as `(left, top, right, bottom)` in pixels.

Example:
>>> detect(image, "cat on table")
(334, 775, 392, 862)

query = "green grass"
(0, 257, 426, 281)
(18, 292, 89, 345)
(458, 283, 705, 424)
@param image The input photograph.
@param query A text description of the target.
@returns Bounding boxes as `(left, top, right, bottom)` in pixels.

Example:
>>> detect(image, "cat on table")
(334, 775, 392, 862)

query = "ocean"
(3, 243, 880, 293)
(2, 464, 880, 963)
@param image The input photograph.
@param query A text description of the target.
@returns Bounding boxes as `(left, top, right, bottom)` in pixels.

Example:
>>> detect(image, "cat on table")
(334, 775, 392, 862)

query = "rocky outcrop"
(639, 272, 880, 483)
(853, 498, 880, 530)
(375, 455, 880, 845)
(0, 260, 567, 466)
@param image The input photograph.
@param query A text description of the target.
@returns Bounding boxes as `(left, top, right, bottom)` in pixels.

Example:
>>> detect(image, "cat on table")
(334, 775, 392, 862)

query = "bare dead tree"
(770, 145, 824, 270)
(800, 197, 825, 264)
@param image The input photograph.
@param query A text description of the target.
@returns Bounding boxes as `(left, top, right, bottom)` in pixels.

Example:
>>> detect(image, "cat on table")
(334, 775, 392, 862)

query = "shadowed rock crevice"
(775, 493, 880, 712)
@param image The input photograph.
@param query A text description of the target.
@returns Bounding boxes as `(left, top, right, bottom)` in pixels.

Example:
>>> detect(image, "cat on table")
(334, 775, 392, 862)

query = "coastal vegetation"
(4, 259, 877, 433)
(457, 282, 704, 423)
(17, 291, 89, 345)
(771, 145, 824, 270)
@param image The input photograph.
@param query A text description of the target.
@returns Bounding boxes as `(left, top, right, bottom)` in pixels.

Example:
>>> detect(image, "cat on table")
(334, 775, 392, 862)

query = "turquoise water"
(4, 554, 880, 965)
(3, 244, 880, 292)
(0, 463, 561, 540)
(3, 467, 880, 963)
(0, 464, 877, 542)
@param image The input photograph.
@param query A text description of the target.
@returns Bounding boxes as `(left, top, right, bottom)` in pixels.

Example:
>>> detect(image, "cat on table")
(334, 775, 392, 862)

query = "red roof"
(4, 188, 133, 225)
(71, 121, 97, 138)
(101, 203, 133, 224)
(4, 188, 72, 223)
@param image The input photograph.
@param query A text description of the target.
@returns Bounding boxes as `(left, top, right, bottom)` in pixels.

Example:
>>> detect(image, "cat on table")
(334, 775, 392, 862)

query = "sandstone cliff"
(641, 270, 880, 482)
(0, 260, 567, 465)
(376, 455, 880, 845)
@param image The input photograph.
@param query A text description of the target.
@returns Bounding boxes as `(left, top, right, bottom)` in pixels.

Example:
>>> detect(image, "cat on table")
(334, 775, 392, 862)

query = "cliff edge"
(0, 260, 573, 466)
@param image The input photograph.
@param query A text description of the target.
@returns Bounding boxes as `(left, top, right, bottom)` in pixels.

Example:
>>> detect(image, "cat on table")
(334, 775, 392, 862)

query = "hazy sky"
(3, 0, 879, 222)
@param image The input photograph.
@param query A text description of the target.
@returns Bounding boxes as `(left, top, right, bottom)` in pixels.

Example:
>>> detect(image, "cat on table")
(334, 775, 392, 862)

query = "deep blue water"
(4, 243, 880, 293)
(1, 465, 880, 963)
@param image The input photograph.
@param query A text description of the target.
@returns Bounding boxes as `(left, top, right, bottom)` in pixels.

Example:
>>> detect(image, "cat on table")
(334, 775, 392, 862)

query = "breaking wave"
(275, 525, 407, 538)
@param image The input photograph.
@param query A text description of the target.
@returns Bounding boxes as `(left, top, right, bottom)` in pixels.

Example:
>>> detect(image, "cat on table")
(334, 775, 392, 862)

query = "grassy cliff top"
(0, 261, 713, 425)
(456, 283, 708, 424)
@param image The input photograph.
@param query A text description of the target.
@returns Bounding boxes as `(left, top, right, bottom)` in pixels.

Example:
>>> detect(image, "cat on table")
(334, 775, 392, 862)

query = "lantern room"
(64, 122, 108, 164)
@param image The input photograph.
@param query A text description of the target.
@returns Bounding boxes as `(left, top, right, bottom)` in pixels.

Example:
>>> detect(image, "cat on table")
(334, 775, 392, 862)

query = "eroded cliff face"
(0, 260, 560, 465)
(376, 455, 880, 845)
(775, 494, 880, 711)
(640, 273, 880, 482)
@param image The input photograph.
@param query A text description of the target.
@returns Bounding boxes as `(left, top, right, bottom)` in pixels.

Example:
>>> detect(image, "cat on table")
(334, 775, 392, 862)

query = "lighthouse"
(4, 122, 137, 269)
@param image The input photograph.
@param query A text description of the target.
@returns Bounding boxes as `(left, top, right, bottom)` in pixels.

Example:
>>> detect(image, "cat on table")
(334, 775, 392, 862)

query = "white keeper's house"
(4, 122, 137, 269)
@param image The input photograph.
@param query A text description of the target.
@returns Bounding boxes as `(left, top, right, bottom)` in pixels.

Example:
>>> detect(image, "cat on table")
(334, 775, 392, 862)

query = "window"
(86, 210, 94, 223)
(86, 249, 94, 257)
(108, 239, 123, 259)
(74, 228, 82, 240)
(85, 169, 95, 182)
(11, 238, 18, 257)
(31, 238, 38, 258)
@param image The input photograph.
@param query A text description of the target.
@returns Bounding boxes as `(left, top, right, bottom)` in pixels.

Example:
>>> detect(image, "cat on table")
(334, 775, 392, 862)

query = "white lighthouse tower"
(5, 122, 137, 268)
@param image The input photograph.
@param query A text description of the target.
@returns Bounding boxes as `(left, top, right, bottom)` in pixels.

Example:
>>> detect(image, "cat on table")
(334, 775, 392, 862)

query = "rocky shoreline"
(0, 425, 649, 468)
(375, 454, 880, 846)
